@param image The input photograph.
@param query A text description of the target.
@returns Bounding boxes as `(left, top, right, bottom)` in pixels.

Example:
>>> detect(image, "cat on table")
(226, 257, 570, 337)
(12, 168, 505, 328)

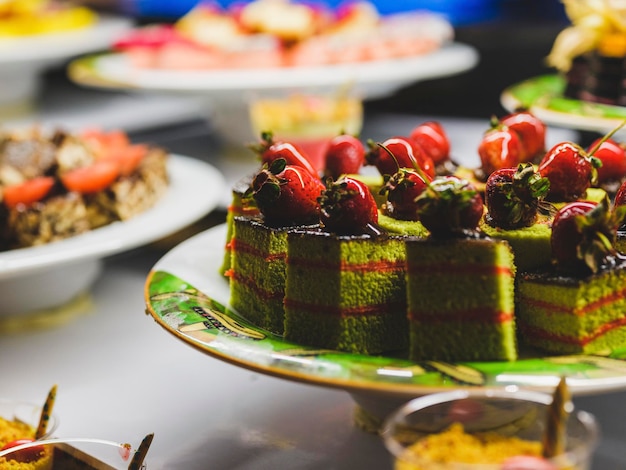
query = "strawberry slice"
(61, 160, 121, 194)
(3, 176, 55, 209)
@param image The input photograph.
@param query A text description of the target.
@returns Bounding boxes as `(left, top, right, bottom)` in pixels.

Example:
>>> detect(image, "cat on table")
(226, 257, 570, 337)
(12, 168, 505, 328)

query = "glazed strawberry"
(477, 121, 524, 177)
(415, 175, 484, 237)
(485, 164, 551, 229)
(587, 137, 626, 185)
(538, 142, 600, 201)
(319, 176, 378, 234)
(250, 131, 318, 176)
(408, 121, 450, 165)
(247, 158, 324, 225)
(379, 168, 429, 221)
(366, 136, 435, 179)
(551, 198, 622, 273)
(323, 134, 365, 180)
(500, 110, 546, 162)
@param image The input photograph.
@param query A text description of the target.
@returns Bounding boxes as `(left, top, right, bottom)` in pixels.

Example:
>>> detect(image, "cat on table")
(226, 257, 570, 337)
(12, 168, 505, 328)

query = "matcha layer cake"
(479, 216, 552, 272)
(406, 237, 518, 362)
(516, 260, 626, 354)
(378, 212, 430, 237)
(228, 216, 289, 335)
(284, 229, 408, 354)
(220, 175, 259, 276)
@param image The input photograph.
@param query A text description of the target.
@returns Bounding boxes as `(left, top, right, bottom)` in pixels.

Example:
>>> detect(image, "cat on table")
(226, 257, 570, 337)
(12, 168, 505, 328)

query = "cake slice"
(407, 175, 518, 362)
(406, 237, 517, 362)
(228, 215, 290, 335)
(227, 158, 325, 335)
(284, 228, 408, 354)
(516, 199, 626, 354)
(517, 264, 626, 354)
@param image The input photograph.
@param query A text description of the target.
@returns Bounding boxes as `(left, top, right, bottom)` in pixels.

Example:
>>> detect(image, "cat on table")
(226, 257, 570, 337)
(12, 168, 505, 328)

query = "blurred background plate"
(0, 155, 224, 320)
(0, 15, 133, 112)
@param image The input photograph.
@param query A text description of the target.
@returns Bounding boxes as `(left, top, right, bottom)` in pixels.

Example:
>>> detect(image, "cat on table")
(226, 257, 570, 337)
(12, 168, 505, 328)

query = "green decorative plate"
(501, 75, 626, 135)
(145, 223, 626, 414)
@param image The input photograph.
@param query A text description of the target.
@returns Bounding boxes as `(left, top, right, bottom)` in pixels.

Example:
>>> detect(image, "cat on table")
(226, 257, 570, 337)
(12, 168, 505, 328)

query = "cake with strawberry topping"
(406, 175, 518, 362)
(283, 176, 409, 354)
(517, 198, 626, 354)
(227, 158, 324, 334)
(479, 164, 554, 272)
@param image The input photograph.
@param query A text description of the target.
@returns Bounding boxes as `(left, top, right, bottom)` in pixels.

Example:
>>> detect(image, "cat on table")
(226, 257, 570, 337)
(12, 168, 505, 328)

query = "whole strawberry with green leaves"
(246, 158, 325, 225)
(415, 175, 484, 237)
(319, 176, 379, 234)
(484, 163, 552, 229)
(379, 167, 430, 221)
(249, 131, 318, 176)
(538, 141, 601, 202)
(551, 197, 626, 274)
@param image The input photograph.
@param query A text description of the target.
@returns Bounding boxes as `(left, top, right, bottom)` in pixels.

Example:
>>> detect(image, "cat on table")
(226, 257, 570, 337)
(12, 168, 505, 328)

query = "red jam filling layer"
(408, 309, 514, 324)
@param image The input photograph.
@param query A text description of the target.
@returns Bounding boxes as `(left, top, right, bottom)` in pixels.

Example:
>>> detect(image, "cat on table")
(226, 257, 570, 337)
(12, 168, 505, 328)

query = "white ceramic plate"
(68, 43, 478, 101)
(0, 15, 132, 67)
(0, 155, 224, 316)
(0, 15, 133, 107)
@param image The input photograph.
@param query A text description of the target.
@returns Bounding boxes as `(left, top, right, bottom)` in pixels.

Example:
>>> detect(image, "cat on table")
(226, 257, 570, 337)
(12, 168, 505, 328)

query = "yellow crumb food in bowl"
(396, 422, 544, 469)
(0, 417, 53, 470)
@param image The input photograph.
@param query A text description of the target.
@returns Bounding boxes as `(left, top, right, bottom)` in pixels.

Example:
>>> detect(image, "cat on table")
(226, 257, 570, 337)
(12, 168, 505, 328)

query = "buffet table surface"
(1, 85, 626, 469)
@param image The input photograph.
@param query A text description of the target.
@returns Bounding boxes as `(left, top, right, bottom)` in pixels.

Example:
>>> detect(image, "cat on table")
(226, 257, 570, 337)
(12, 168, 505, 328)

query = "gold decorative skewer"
(542, 376, 571, 459)
(35, 385, 57, 439)
(128, 433, 154, 470)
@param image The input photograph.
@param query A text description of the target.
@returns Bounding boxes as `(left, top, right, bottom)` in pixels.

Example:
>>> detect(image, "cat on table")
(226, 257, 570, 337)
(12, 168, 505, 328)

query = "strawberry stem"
(376, 142, 437, 198)
(587, 118, 626, 156)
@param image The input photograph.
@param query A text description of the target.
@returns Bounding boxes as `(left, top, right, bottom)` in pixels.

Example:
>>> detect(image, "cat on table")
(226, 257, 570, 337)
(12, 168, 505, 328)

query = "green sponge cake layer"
(284, 229, 408, 354)
(517, 262, 626, 354)
(228, 216, 289, 334)
(406, 237, 517, 362)
(220, 175, 258, 276)
(479, 217, 552, 272)
(377, 212, 430, 237)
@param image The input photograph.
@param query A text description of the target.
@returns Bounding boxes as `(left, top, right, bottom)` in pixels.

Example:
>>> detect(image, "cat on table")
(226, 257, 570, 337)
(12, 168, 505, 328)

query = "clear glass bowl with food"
(380, 387, 599, 470)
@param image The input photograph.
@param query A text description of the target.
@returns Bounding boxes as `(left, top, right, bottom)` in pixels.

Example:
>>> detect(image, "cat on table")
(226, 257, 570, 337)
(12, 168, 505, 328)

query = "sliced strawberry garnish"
(61, 160, 121, 194)
(100, 144, 149, 176)
(3, 176, 56, 209)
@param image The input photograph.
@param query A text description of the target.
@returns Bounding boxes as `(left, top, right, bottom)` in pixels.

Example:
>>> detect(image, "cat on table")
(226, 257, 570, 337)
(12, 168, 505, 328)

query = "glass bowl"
(0, 398, 59, 440)
(380, 388, 599, 470)
(248, 92, 363, 172)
